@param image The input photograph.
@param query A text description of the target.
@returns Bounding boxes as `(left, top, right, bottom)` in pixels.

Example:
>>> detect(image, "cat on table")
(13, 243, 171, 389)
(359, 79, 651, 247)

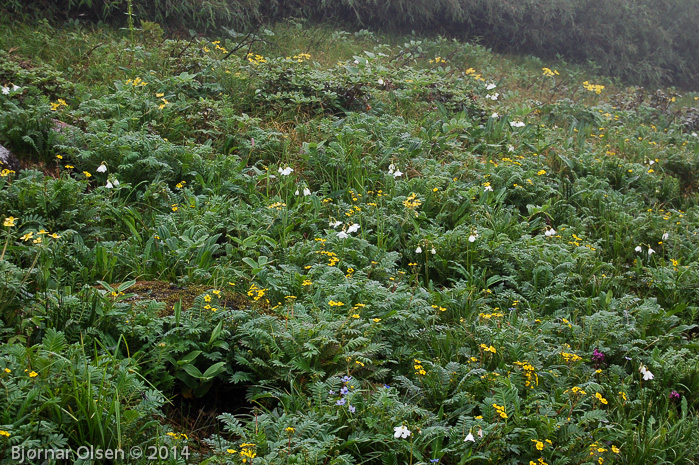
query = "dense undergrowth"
(1, 17, 699, 465)
(3, 0, 699, 89)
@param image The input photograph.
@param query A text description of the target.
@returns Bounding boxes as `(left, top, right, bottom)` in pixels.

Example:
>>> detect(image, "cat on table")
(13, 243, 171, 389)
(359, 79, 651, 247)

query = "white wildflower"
(484, 185, 493, 192)
(415, 246, 422, 254)
(337, 231, 349, 239)
(635, 245, 642, 253)
(662, 232, 669, 240)
(486, 83, 497, 90)
(378, 78, 384, 86)
(508, 145, 515, 152)
(330, 220, 342, 229)
(464, 432, 475, 442)
(347, 223, 360, 234)
(510, 121, 526, 128)
(295, 189, 300, 195)
(468, 233, 478, 243)
(491, 112, 499, 119)
(303, 187, 311, 196)
(393, 168, 403, 178)
(1, 86, 9, 95)
(648, 248, 655, 255)
(431, 247, 436, 255)
(105, 180, 113, 189)
(639, 364, 654, 381)
(96, 163, 107, 173)
(485, 93, 499, 101)
(393, 425, 411, 439)
(278, 166, 293, 176)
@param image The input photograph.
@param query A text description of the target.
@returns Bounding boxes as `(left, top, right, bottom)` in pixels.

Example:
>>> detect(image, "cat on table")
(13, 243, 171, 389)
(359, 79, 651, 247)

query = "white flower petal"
(303, 187, 311, 196)
(105, 180, 113, 189)
(337, 231, 348, 239)
(635, 245, 642, 253)
(393, 169, 403, 178)
(96, 163, 107, 173)
(464, 432, 475, 442)
(415, 246, 422, 254)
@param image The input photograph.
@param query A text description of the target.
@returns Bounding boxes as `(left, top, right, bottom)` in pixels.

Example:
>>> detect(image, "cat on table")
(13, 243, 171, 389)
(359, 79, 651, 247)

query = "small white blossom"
(468, 234, 478, 243)
(1, 86, 9, 95)
(491, 112, 499, 119)
(485, 93, 499, 101)
(484, 185, 493, 192)
(486, 83, 497, 90)
(510, 121, 526, 128)
(388, 163, 395, 174)
(392, 169, 403, 178)
(508, 145, 515, 152)
(347, 223, 360, 234)
(431, 247, 436, 255)
(330, 220, 342, 228)
(96, 163, 107, 173)
(295, 189, 300, 195)
(113, 179, 119, 186)
(337, 231, 349, 239)
(464, 432, 475, 442)
(692, 132, 697, 137)
(11, 85, 19, 92)
(415, 246, 422, 254)
(378, 78, 384, 86)
(648, 159, 655, 165)
(639, 364, 654, 380)
(662, 232, 669, 240)
(393, 425, 411, 439)
(545, 228, 556, 237)
(635, 245, 642, 253)
(105, 180, 113, 189)
(648, 248, 655, 255)
(278, 166, 294, 176)
(303, 187, 311, 196)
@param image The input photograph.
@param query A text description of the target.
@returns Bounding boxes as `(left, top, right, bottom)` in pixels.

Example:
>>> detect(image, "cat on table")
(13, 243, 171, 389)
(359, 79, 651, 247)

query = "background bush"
(2, 0, 698, 88)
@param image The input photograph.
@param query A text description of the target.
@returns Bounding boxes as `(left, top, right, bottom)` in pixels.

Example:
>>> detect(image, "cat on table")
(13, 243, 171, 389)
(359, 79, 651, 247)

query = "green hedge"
(3, 0, 698, 88)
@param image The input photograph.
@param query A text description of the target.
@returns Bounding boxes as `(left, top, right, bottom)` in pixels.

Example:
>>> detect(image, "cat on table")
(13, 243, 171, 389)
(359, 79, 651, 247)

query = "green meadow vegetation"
(1, 8, 699, 465)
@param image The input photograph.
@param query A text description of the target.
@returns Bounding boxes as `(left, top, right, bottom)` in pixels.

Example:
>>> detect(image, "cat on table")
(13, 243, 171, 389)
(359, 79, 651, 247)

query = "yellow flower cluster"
(286, 53, 311, 62)
(211, 40, 228, 54)
(246, 53, 267, 65)
(247, 283, 267, 301)
(479, 311, 504, 319)
(403, 193, 422, 210)
(492, 403, 508, 419)
(431, 305, 447, 312)
(0, 430, 10, 437)
(413, 358, 426, 376)
(542, 67, 559, 77)
(50, 99, 68, 111)
(583, 81, 605, 94)
(240, 443, 256, 463)
(166, 432, 188, 441)
(328, 300, 345, 307)
(125, 77, 147, 87)
(19, 229, 61, 243)
(176, 180, 186, 189)
(514, 361, 538, 388)
(595, 392, 608, 404)
(531, 439, 551, 451)
(480, 343, 496, 354)
(267, 202, 286, 210)
(429, 56, 446, 64)
(316, 250, 340, 266)
(529, 458, 549, 465)
(564, 386, 587, 396)
(1, 168, 16, 177)
(3, 216, 16, 227)
(561, 352, 582, 363)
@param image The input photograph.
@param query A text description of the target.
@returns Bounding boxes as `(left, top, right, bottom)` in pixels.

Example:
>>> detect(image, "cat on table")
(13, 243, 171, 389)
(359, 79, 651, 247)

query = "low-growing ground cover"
(1, 19, 699, 465)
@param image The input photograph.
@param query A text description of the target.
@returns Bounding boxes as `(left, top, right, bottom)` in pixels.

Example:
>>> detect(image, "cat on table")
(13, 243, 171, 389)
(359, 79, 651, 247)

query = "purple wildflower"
(337, 398, 346, 406)
(341, 375, 352, 383)
(592, 348, 606, 368)
(670, 390, 680, 400)
(340, 386, 349, 395)
(348, 405, 356, 413)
